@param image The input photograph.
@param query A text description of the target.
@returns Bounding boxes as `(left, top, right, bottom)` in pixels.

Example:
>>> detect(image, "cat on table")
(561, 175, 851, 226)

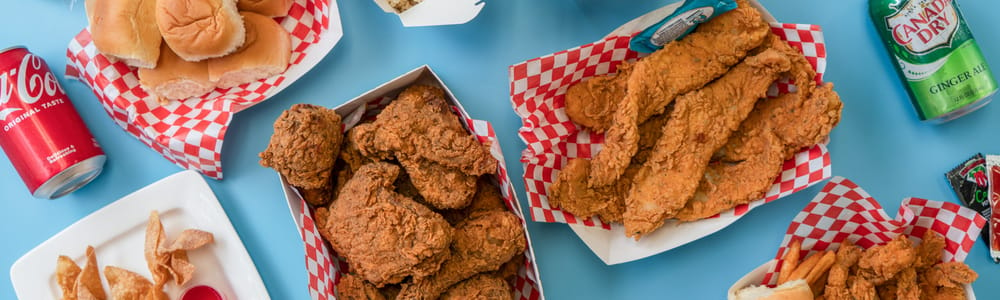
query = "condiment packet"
(945, 153, 992, 254)
(629, 0, 737, 53)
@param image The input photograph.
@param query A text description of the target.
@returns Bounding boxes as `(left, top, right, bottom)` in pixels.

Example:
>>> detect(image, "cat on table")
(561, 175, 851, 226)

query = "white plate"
(9, 170, 268, 300)
(727, 260, 975, 300)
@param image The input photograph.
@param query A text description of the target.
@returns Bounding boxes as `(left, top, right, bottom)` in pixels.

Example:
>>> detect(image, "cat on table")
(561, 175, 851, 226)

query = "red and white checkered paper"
(64, 0, 335, 179)
(761, 177, 988, 286)
(509, 23, 829, 229)
(298, 98, 543, 300)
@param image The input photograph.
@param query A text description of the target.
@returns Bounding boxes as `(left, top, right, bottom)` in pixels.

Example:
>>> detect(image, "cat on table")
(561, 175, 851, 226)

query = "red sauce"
(182, 285, 223, 300)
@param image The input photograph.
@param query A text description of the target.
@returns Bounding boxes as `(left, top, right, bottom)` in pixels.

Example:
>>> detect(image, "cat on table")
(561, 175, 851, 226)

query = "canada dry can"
(0, 46, 106, 199)
(870, 0, 998, 123)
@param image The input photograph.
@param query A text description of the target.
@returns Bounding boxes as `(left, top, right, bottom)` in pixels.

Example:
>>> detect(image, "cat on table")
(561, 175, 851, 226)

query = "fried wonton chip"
(168, 250, 197, 286)
(144, 211, 171, 286)
(75, 246, 106, 300)
(104, 266, 153, 299)
(57, 255, 81, 300)
(161, 229, 214, 253)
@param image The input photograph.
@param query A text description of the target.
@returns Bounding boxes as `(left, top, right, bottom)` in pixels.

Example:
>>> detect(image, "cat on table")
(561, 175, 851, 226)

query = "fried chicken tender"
(848, 276, 878, 300)
(336, 273, 385, 300)
(916, 231, 947, 270)
(752, 31, 819, 99)
(588, 0, 770, 187)
(322, 162, 454, 287)
(623, 49, 791, 239)
(440, 274, 512, 300)
(564, 62, 633, 132)
(923, 262, 978, 288)
(548, 159, 636, 223)
(633, 114, 669, 164)
(397, 211, 527, 299)
(896, 267, 920, 300)
(260, 104, 343, 189)
(674, 83, 842, 221)
(359, 85, 496, 176)
(857, 235, 916, 284)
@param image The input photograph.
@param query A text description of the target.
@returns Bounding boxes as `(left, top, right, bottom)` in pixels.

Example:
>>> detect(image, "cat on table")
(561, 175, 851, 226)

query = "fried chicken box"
(509, 0, 833, 264)
(372, 0, 485, 27)
(728, 177, 985, 299)
(278, 66, 544, 299)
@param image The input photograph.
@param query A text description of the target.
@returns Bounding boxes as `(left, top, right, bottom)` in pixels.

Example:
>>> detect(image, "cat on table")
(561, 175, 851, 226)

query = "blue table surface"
(3, 0, 1000, 299)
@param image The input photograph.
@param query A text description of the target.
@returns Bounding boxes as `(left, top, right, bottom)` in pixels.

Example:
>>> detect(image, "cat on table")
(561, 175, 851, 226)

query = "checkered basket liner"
(760, 176, 988, 286)
(509, 23, 829, 229)
(298, 97, 543, 300)
(64, 0, 337, 179)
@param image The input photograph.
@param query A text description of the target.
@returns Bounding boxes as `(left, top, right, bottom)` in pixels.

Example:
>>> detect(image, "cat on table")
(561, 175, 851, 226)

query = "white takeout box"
(727, 260, 976, 300)
(373, 0, 485, 27)
(278, 65, 545, 299)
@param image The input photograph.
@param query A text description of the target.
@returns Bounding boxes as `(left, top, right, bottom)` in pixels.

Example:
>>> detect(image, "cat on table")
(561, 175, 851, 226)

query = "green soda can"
(870, 0, 998, 123)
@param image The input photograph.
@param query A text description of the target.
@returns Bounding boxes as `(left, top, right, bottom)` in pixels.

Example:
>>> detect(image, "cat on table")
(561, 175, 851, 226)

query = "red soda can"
(0, 46, 106, 199)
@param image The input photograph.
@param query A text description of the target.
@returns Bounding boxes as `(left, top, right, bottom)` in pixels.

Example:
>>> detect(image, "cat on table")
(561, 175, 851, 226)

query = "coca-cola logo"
(0, 53, 64, 120)
(886, 0, 959, 54)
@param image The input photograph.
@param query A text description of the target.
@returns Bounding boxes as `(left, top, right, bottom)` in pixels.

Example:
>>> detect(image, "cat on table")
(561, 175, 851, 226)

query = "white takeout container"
(727, 260, 976, 300)
(278, 65, 545, 299)
(373, 0, 485, 27)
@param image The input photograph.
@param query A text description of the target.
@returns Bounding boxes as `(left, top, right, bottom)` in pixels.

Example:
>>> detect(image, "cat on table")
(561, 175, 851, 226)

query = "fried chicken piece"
(623, 49, 791, 239)
(896, 267, 920, 300)
(300, 185, 333, 207)
(336, 273, 385, 300)
(260, 104, 343, 189)
(548, 159, 637, 223)
(588, 0, 770, 187)
(926, 286, 967, 300)
(442, 177, 508, 225)
(440, 274, 512, 300)
(343, 124, 384, 173)
(564, 62, 634, 132)
(359, 85, 496, 176)
(877, 281, 898, 300)
(397, 211, 527, 299)
(322, 162, 454, 287)
(633, 114, 669, 165)
(674, 83, 842, 221)
(857, 235, 916, 284)
(398, 156, 478, 209)
(923, 262, 978, 288)
(752, 31, 818, 99)
(492, 253, 525, 288)
(847, 276, 878, 300)
(916, 230, 947, 270)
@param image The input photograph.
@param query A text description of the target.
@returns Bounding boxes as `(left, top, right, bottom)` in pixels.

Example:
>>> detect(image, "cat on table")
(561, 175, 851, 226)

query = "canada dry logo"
(886, 0, 959, 54)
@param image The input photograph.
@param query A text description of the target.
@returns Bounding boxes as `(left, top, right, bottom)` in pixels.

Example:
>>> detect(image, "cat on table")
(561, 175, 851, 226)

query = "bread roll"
(156, 0, 245, 62)
(85, 0, 161, 68)
(734, 279, 813, 300)
(237, 0, 295, 17)
(208, 12, 291, 89)
(139, 44, 215, 101)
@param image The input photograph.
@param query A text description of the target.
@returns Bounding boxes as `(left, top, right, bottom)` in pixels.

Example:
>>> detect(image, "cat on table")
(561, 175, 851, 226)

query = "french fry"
(805, 251, 836, 285)
(777, 240, 802, 284)
(787, 251, 822, 282)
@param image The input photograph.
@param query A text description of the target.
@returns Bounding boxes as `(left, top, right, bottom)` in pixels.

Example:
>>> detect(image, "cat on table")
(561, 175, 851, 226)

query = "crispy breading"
(896, 268, 920, 300)
(857, 235, 916, 284)
(622, 49, 791, 239)
(923, 262, 978, 288)
(323, 162, 454, 287)
(439, 274, 512, 300)
(260, 104, 343, 189)
(564, 62, 634, 132)
(442, 177, 508, 225)
(548, 159, 636, 223)
(916, 231, 947, 270)
(675, 83, 842, 221)
(848, 276, 878, 300)
(397, 211, 526, 299)
(588, 0, 770, 187)
(336, 273, 385, 300)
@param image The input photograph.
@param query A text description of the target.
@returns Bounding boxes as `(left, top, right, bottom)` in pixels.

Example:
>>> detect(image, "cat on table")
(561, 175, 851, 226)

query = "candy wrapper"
(65, 0, 343, 179)
(727, 177, 986, 299)
(279, 66, 544, 300)
(984, 155, 1000, 262)
(508, 0, 830, 264)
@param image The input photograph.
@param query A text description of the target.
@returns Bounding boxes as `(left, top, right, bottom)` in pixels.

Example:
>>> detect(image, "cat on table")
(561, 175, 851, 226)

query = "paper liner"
(509, 22, 828, 229)
(65, 0, 342, 179)
(295, 96, 542, 300)
(761, 176, 987, 286)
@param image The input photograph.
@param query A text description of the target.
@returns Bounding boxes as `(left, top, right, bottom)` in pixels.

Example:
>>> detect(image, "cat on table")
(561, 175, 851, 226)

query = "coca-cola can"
(0, 46, 106, 199)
